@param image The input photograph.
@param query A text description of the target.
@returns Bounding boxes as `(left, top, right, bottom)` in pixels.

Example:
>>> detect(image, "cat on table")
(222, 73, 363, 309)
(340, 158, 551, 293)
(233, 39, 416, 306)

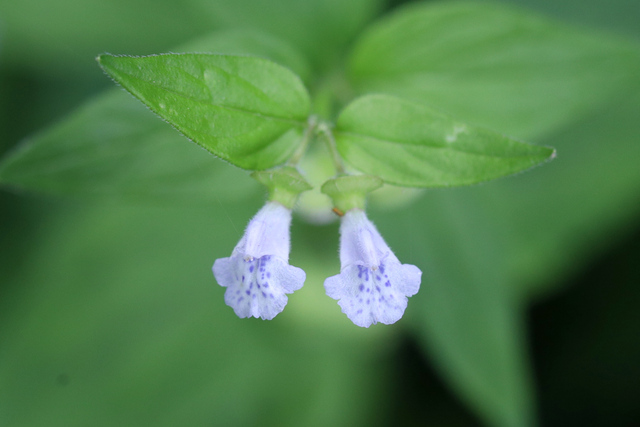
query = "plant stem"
(287, 115, 317, 167)
(318, 122, 346, 175)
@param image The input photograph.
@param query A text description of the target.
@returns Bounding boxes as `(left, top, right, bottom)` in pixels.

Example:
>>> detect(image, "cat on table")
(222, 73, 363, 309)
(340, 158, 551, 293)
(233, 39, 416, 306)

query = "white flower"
(213, 201, 305, 320)
(324, 209, 422, 327)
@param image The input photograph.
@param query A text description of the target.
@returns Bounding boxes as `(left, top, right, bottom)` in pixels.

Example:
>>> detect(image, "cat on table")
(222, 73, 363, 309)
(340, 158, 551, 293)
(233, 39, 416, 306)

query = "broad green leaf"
(487, 81, 640, 298)
(0, 0, 383, 76)
(499, 0, 640, 40)
(98, 53, 311, 170)
(182, 29, 312, 83)
(334, 94, 554, 188)
(0, 0, 214, 74)
(348, 1, 640, 139)
(0, 90, 258, 202)
(373, 190, 536, 427)
(0, 30, 311, 199)
(0, 199, 388, 427)
(190, 0, 383, 70)
(368, 83, 640, 427)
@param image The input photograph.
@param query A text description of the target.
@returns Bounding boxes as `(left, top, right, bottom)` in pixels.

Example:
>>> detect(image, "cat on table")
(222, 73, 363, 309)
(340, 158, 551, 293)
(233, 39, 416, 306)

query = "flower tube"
(213, 201, 305, 320)
(321, 175, 421, 327)
(324, 209, 421, 327)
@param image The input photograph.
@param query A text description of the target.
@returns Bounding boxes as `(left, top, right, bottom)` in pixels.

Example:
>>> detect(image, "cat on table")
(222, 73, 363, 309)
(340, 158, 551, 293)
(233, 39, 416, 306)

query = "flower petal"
(325, 208, 422, 327)
(212, 201, 305, 320)
(214, 253, 305, 320)
(325, 257, 421, 327)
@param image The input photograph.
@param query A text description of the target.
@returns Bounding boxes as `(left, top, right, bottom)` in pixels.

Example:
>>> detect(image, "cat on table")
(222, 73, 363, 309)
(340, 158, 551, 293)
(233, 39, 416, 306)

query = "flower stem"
(318, 123, 346, 175)
(287, 115, 317, 167)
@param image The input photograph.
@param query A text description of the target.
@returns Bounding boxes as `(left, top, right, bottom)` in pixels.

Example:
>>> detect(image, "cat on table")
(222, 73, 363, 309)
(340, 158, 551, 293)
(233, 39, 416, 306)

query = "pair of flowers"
(212, 177, 422, 327)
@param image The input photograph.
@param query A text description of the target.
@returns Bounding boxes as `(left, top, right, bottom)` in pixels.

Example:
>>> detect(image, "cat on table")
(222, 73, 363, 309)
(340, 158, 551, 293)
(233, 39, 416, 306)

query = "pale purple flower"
(325, 209, 422, 327)
(213, 201, 305, 320)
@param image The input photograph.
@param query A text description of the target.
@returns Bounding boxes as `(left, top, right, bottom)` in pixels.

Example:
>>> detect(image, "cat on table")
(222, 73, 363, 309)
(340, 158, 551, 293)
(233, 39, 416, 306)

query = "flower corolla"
(213, 201, 305, 320)
(324, 209, 421, 327)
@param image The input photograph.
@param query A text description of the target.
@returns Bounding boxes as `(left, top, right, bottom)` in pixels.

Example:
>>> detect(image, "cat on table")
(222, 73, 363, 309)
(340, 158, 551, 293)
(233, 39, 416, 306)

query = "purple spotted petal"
(324, 209, 422, 327)
(212, 202, 305, 320)
(213, 254, 304, 320)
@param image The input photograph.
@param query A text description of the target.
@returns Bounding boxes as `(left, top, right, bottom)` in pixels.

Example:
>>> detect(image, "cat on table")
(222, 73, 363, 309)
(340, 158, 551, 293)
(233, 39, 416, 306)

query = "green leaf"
(368, 83, 640, 427)
(0, 0, 215, 74)
(0, 0, 383, 76)
(375, 190, 536, 427)
(486, 81, 640, 298)
(348, 1, 640, 139)
(0, 30, 312, 198)
(334, 94, 555, 188)
(0, 90, 258, 202)
(190, 0, 384, 70)
(180, 29, 312, 83)
(0, 199, 389, 427)
(97, 53, 311, 170)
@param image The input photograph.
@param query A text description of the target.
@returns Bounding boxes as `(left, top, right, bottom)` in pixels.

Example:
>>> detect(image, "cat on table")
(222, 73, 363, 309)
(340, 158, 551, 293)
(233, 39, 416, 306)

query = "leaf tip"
(95, 54, 118, 71)
(536, 145, 557, 164)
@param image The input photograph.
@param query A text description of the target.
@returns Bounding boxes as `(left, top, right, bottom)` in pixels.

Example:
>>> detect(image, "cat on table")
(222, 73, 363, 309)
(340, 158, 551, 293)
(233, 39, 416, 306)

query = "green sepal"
(251, 166, 312, 209)
(320, 175, 383, 213)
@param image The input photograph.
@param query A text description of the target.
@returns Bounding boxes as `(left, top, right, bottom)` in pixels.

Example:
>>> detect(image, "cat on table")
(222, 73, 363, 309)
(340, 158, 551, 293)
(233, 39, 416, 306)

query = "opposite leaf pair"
(213, 200, 421, 327)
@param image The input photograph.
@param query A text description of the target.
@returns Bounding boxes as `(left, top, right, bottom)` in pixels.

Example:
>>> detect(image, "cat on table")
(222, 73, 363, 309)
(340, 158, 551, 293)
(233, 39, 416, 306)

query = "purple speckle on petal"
(245, 290, 250, 296)
(249, 265, 254, 273)
(385, 281, 391, 287)
(359, 284, 364, 292)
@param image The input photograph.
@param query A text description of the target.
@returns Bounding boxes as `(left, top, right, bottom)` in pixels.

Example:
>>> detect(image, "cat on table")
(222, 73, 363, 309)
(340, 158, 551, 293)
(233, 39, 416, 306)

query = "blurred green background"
(1, 1, 639, 426)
